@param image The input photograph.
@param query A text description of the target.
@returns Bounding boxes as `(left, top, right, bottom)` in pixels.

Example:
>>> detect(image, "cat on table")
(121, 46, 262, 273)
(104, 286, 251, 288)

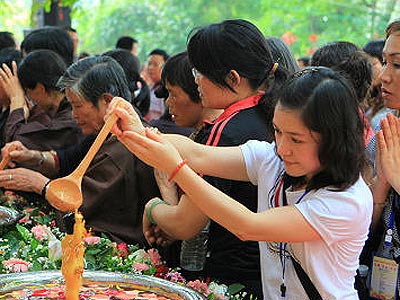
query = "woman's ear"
(227, 70, 241, 87)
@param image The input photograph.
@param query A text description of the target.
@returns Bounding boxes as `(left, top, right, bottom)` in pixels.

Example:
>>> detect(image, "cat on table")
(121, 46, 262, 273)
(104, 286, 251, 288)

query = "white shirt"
(240, 140, 373, 300)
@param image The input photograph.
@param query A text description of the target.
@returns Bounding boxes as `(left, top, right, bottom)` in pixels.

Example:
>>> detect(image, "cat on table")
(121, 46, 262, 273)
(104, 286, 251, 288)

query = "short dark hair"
(116, 36, 138, 50)
(57, 56, 131, 107)
(278, 67, 365, 191)
(311, 41, 372, 103)
(362, 39, 385, 63)
(187, 19, 289, 138)
(21, 26, 74, 66)
(148, 48, 169, 62)
(161, 51, 200, 103)
(18, 49, 66, 92)
(0, 31, 16, 50)
(0, 48, 22, 68)
(102, 48, 141, 91)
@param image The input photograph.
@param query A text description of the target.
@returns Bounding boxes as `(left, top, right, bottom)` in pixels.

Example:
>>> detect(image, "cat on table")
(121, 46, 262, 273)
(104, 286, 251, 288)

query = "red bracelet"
(168, 159, 188, 182)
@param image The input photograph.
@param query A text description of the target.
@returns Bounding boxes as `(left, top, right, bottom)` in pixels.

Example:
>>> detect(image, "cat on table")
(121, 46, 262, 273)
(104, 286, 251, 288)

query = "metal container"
(0, 270, 205, 300)
(0, 206, 20, 236)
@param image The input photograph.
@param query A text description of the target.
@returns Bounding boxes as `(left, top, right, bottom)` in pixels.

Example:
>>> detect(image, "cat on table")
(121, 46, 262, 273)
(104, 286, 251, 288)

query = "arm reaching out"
(107, 97, 249, 181)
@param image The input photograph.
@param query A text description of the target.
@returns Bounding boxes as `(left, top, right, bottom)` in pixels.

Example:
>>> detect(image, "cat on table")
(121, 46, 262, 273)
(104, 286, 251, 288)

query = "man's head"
(116, 36, 138, 56)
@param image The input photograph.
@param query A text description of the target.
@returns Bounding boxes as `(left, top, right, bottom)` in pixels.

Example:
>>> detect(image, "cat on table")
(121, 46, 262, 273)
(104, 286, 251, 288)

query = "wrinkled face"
(273, 103, 321, 180)
(146, 54, 164, 84)
(380, 33, 400, 109)
(65, 88, 106, 135)
(193, 70, 235, 109)
(165, 82, 203, 128)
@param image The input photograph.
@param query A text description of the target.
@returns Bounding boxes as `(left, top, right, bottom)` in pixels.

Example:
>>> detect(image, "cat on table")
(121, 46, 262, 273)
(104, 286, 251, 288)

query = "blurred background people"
(0, 31, 17, 50)
(144, 48, 169, 121)
(115, 35, 139, 57)
(102, 48, 150, 117)
(21, 26, 74, 66)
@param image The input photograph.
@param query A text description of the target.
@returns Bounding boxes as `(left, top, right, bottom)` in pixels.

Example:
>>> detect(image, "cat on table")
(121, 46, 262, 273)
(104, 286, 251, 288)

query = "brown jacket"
(5, 99, 84, 150)
(79, 135, 160, 246)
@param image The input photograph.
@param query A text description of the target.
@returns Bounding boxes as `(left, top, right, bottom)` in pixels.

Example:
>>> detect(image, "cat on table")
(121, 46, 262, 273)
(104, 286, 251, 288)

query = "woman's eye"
(291, 138, 302, 144)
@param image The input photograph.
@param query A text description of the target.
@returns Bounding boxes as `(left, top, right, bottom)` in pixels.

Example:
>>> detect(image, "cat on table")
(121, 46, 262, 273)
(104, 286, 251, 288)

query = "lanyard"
(274, 178, 309, 297)
(386, 193, 400, 248)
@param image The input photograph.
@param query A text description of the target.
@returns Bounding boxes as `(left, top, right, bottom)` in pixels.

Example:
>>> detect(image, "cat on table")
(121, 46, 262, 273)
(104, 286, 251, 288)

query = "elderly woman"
(0, 56, 160, 246)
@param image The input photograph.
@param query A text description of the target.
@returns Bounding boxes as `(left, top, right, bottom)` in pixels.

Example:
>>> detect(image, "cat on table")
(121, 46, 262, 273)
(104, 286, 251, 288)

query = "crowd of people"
(0, 17, 399, 299)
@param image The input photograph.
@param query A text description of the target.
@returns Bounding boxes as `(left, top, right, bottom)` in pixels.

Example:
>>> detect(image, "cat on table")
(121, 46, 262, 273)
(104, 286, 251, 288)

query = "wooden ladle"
(45, 113, 119, 212)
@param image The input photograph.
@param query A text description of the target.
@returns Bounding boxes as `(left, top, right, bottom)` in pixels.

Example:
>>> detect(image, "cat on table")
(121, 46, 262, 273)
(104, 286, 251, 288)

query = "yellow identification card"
(370, 256, 399, 300)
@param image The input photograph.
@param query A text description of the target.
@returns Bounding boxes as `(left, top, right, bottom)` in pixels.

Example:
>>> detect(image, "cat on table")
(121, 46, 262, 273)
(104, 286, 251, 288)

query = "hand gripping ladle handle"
(70, 113, 119, 182)
(0, 145, 17, 171)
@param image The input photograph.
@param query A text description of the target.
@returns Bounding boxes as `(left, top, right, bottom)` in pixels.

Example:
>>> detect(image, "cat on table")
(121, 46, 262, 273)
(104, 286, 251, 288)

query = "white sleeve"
(295, 181, 372, 245)
(240, 140, 276, 185)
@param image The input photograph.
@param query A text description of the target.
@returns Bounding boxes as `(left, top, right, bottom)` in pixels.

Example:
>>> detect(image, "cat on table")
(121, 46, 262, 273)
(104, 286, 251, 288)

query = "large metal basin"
(0, 270, 204, 299)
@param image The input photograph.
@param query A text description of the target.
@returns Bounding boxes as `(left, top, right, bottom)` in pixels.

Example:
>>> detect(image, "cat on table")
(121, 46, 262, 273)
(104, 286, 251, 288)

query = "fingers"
(387, 114, 400, 147)
(0, 62, 14, 78)
(12, 61, 18, 76)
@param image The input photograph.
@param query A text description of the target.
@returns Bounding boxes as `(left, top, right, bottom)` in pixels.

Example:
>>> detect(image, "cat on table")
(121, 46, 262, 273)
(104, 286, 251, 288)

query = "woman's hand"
(154, 168, 178, 205)
(1, 141, 36, 168)
(0, 62, 28, 116)
(0, 168, 49, 194)
(120, 128, 183, 176)
(376, 114, 400, 193)
(143, 198, 176, 246)
(107, 97, 145, 136)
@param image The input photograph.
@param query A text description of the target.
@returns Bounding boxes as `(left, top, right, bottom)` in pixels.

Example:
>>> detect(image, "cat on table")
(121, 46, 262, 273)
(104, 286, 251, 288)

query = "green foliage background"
(0, 0, 399, 61)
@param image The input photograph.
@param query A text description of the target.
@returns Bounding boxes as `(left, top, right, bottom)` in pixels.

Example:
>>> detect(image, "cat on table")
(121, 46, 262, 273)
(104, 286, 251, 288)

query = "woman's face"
(65, 88, 107, 135)
(273, 103, 321, 180)
(146, 54, 164, 85)
(165, 82, 203, 128)
(380, 32, 400, 109)
(193, 71, 235, 109)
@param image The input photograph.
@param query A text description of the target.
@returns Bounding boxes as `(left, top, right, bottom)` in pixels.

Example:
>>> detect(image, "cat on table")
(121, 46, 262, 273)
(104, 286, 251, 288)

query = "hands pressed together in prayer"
(376, 113, 400, 194)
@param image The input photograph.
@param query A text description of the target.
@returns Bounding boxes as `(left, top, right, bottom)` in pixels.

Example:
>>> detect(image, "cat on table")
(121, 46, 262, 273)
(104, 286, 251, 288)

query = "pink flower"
(133, 262, 150, 272)
(83, 236, 101, 245)
(31, 225, 47, 241)
(146, 248, 162, 266)
(3, 258, 30, 273)
(187, 280, 211, 296)
(165, 271, 186, 283)
(116, 243, 129, 258)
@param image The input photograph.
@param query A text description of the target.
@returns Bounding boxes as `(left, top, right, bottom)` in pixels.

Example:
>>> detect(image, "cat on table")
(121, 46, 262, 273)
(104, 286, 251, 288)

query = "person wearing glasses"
(111, 19, 292, 300)
(107, 65, 372, 299)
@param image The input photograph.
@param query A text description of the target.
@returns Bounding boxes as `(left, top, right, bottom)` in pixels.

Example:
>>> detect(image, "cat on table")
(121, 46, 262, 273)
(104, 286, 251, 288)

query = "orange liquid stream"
(61, 211, 87, 300)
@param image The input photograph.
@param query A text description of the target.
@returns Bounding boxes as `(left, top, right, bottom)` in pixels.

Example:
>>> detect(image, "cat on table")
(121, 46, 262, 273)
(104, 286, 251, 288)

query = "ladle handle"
(0, 145, 17, 171)
(71, 113, 119, 180)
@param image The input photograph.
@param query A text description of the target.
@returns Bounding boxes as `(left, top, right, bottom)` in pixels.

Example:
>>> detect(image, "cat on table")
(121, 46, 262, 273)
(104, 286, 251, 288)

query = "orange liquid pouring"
(61, 211, 87, 300)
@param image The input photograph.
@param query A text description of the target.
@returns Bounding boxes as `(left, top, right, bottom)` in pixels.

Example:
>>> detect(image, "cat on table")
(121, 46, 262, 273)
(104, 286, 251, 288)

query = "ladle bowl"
(45, 177, 83, 212)
(45, 112, 118, 212)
